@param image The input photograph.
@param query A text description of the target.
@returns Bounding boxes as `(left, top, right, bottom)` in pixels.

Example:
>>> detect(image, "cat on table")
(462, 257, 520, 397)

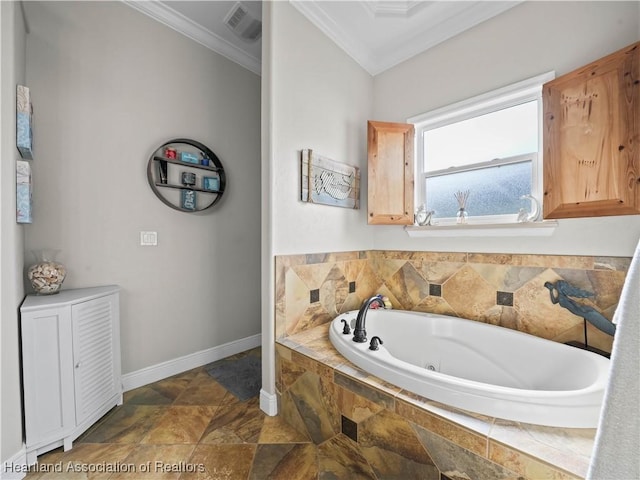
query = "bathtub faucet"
(353, 296, 385, 343)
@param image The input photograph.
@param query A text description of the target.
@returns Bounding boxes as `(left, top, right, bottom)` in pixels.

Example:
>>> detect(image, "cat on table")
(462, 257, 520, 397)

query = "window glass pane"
(426, 161, 531, 218)
(423, 101, 538, 172)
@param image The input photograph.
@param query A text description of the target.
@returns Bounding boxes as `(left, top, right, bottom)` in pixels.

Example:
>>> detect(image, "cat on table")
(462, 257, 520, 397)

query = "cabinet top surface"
(21, 285, 120, 311)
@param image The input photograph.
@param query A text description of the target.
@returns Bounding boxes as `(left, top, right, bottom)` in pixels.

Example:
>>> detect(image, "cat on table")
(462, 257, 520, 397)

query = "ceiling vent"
(224, 2, 262, 42)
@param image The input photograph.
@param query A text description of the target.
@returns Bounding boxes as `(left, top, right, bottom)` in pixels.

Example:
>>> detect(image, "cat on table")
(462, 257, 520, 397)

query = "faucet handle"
(341, 319, 351, 335)
(369, 336, 383, 351)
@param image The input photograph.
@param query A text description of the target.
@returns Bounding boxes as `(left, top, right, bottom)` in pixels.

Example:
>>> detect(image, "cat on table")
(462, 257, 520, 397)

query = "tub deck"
(277, 322, 596, 480)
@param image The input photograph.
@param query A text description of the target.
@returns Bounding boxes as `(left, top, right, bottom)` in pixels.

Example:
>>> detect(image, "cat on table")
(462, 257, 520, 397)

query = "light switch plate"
(140, 231, 157, 246)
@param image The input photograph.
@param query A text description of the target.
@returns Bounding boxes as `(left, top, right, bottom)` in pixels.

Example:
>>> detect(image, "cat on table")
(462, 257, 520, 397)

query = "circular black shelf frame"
(146, 138, 226, 212)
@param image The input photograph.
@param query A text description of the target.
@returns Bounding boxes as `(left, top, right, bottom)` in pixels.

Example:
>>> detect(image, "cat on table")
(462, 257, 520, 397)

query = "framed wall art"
(16, 160, 32, 223)
(300, 149, 360, 209)
(16, 85, 33, 159)
(181, 189, 196, 211)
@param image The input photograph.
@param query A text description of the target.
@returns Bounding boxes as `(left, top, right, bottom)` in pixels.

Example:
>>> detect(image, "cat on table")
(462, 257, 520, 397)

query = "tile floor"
(22, 348, 333, 480)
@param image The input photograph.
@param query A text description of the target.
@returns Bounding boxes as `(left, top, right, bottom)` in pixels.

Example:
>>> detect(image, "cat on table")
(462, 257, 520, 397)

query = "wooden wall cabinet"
(367, 121, 414, 225)
(21, 286, 122, 464)
(543, 42, 640, 219)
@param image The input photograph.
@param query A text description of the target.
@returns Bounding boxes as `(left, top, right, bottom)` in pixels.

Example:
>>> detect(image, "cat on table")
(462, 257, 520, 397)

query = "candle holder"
(415, 204, 434, 226)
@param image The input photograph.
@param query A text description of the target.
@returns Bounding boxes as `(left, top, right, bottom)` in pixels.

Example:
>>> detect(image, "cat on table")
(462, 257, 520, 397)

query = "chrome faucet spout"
(353, 296, 385, 343)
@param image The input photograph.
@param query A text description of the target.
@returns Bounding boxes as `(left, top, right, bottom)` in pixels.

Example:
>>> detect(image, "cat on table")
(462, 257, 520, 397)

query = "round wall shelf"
(146, 138, 226, 212)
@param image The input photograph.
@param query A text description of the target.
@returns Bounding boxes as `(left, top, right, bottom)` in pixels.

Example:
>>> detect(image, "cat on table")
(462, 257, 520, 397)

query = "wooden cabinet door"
(543, 42, 640, 219)
(367, 121, 414, 224)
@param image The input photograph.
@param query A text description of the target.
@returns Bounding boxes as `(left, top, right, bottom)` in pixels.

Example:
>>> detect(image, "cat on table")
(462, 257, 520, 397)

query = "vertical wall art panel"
(17, 160, 32, 223)
(301, 149, 360, 209)
(16, 85, 34, 159)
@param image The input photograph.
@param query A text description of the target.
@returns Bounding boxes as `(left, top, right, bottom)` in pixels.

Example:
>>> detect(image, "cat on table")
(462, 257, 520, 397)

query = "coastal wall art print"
(300, 149, 360, 209)
(16, 85, 33, 159)
(16, 160, 32, 223)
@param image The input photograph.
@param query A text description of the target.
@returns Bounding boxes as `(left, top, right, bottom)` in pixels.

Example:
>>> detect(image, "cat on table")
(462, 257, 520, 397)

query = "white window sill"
(404, 221, 558, 238)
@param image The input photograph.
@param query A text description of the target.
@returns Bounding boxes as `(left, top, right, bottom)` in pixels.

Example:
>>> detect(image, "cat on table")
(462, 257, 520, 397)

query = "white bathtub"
(329, 309, 610, 428)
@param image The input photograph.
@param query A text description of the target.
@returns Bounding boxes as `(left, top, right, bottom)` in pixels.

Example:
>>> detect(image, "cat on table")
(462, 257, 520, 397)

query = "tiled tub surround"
(274, 250, 630, 479)
(277, 328, 596, 480)
(275, 251, 630, 354)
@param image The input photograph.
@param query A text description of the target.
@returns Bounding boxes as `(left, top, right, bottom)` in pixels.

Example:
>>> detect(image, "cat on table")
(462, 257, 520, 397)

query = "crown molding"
(123, 1, 261, 76)
(373, 1, 522, 75)
(290, 0, 378, 75)
(291, 0, 521, 76)
(362, 1, 426, 18)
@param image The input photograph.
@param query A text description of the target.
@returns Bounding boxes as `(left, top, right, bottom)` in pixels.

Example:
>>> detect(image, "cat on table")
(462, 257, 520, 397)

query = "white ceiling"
(124, 1, 522, 77)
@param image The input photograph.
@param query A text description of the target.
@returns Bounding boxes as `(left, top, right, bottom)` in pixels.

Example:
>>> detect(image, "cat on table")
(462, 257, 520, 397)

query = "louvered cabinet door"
(71, 293, 120, 426)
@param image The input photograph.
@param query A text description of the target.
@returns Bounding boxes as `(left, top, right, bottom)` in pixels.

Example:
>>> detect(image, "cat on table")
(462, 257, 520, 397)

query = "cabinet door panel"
(543, 42, 640, 218)
(367, 121, 414, 224)
(22, 308, 74, 443)
(71, 295, 119, 425)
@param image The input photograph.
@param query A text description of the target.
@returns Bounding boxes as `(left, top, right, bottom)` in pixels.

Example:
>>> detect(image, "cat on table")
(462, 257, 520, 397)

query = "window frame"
(408, 71, 555, 225)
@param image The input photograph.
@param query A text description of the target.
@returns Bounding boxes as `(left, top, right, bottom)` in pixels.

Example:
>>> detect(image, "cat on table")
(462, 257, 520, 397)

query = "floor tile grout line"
(24, 348, 331, 480)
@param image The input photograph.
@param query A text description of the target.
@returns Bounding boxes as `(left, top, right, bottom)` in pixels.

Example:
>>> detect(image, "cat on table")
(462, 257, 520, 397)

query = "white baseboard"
(1, 447, 27, 480)
(122, 334, 261, 392)
(260, 389, 278, 416)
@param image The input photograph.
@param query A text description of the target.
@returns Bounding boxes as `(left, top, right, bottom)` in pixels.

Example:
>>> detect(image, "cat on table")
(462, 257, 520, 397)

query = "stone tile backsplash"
(275, 250, 630, 354)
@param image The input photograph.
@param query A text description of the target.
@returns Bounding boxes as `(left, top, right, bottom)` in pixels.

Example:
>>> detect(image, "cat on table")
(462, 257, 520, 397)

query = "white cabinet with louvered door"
(21, 285, 122, 465)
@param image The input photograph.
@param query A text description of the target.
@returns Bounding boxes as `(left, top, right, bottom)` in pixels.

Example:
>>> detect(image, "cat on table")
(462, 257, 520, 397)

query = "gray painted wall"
(268, 2, 375, 256)
(261, 0, 374, 404)
(23, 1, 261, 375)
(0, 0, 27, 463)
(372, 1, 640, 257)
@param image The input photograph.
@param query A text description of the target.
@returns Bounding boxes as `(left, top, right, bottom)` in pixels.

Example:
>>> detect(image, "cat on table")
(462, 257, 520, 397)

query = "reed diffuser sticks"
(454, 189, 470, 224)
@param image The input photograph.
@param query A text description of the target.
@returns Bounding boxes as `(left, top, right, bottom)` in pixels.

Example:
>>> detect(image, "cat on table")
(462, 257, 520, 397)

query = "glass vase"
(456, 207, 468, 224)
(415, 204, 430, 226)
(27, 249, 67, 295)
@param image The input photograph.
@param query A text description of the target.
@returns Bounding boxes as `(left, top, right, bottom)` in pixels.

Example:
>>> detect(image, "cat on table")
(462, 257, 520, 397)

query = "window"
(409, 72, 554, 224)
